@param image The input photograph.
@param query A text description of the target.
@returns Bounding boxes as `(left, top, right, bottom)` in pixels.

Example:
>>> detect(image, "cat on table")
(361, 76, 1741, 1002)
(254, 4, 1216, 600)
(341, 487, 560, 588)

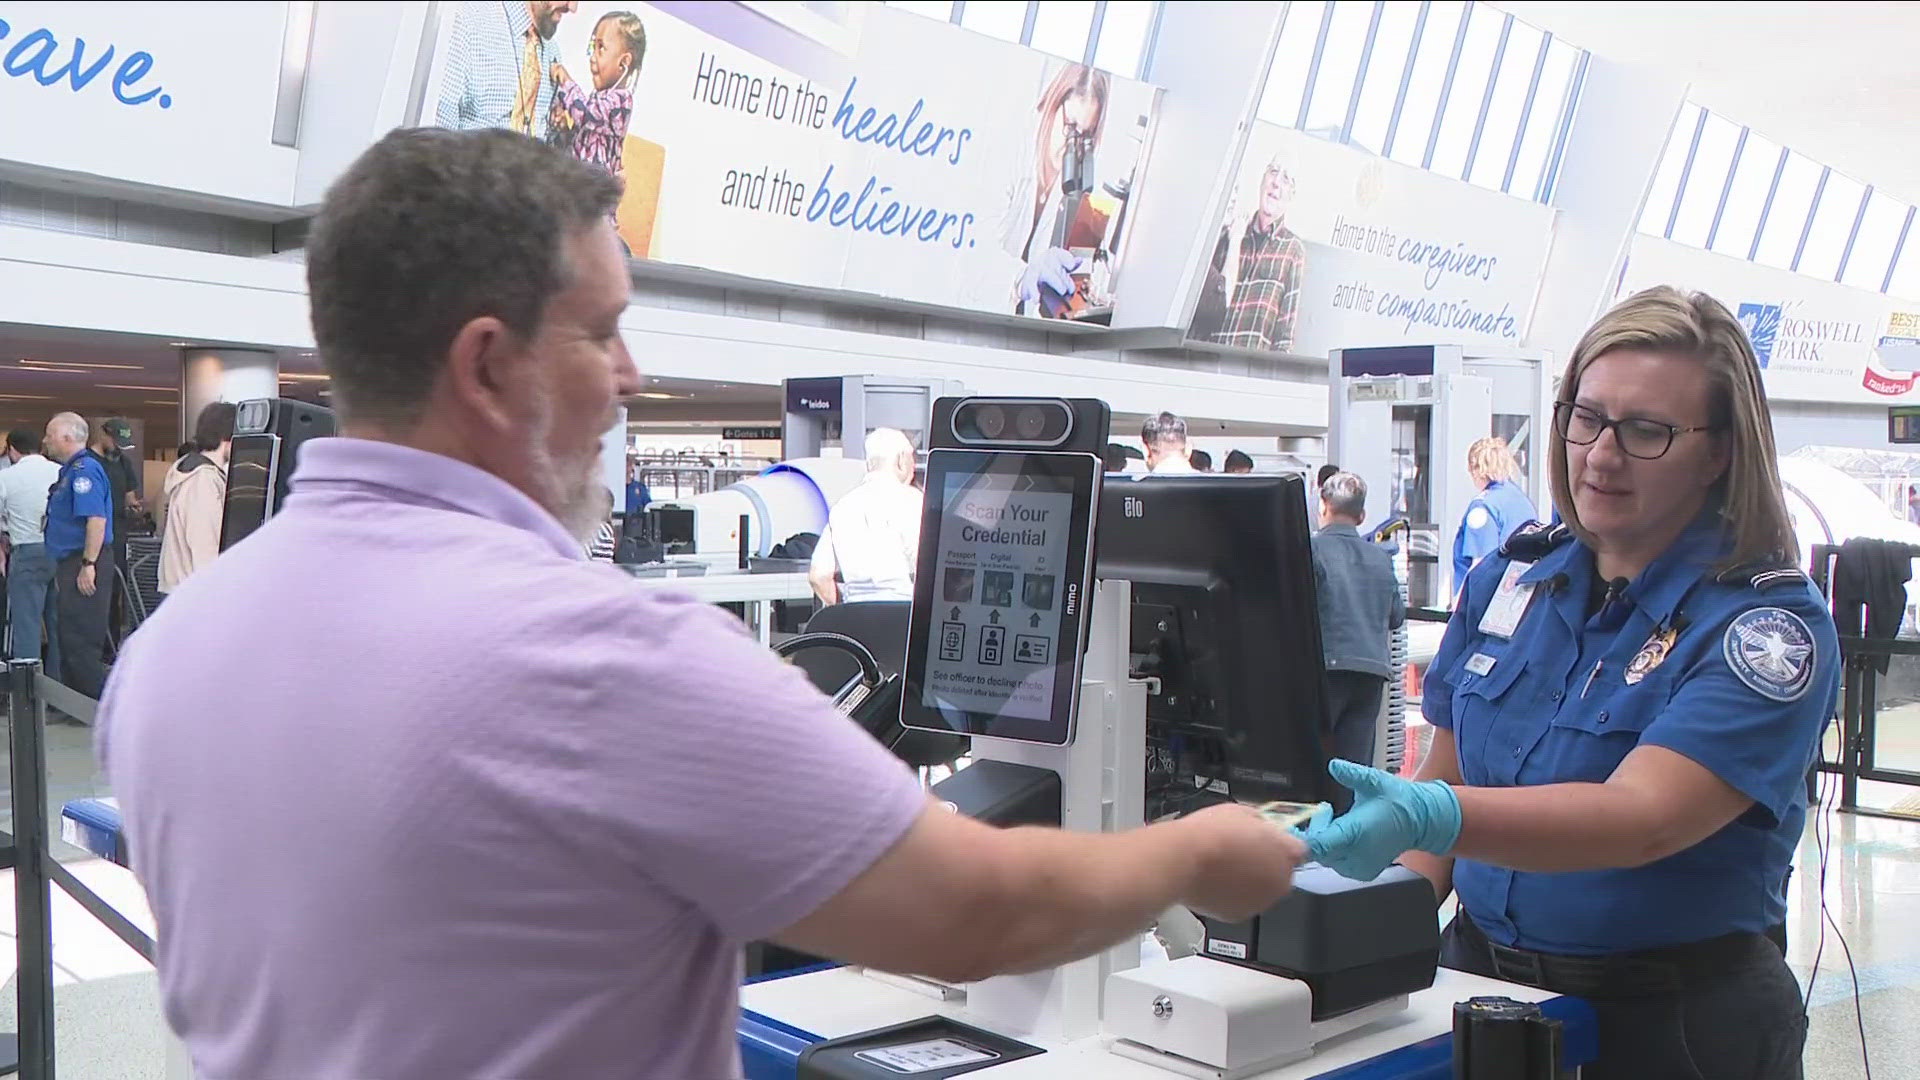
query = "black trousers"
(1442, 914, 1805, 1080)
(54, 555, 114, 699)
(1324, 671, 1386, 811)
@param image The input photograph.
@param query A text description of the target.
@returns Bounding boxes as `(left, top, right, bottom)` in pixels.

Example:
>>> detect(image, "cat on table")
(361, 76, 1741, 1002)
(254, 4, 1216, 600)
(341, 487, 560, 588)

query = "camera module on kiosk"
(951, 399, 1075, 448)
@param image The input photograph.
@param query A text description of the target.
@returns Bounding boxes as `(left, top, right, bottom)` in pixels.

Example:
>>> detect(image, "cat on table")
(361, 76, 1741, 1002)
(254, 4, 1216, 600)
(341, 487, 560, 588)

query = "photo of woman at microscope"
(997, 62, 1153, 323)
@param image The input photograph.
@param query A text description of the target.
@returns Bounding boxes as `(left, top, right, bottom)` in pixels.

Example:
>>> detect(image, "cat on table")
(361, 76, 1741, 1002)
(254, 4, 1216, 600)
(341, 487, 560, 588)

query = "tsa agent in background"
(1451, 435, 1536, 595)
(1305, 287, 1836, 1080)
(42, 413, 114, 698)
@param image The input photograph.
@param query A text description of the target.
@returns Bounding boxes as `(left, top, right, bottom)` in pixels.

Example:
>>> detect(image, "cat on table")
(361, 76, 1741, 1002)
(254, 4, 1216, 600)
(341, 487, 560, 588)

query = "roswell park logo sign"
(1737, 301, 1914, 396)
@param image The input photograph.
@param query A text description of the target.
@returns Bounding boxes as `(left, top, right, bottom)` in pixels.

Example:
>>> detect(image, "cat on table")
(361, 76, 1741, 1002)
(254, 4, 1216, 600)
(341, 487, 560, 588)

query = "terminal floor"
(0, 720, 1916, 1078)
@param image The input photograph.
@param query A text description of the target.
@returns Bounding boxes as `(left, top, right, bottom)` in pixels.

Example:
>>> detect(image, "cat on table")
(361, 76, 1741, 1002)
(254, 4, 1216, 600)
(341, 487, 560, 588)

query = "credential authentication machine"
(773, 396, 1442, 1080)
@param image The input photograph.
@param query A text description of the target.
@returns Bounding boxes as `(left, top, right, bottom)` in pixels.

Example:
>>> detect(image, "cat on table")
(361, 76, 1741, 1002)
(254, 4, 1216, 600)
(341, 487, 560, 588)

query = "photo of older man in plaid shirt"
(1212, 155, 1305, 353)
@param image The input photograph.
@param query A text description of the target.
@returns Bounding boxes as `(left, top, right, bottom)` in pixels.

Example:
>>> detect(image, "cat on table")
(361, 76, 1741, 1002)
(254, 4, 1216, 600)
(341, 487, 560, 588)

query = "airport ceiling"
(1498, 1, 1920, 205)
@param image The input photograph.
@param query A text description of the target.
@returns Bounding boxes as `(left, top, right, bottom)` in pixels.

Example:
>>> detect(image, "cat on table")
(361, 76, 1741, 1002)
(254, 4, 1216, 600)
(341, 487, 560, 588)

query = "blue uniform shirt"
(625, 479, 651, 518)
(1425, 511, 1838, 955)
(1452, 479, 1537, 587)
(44, 449, 114, 562)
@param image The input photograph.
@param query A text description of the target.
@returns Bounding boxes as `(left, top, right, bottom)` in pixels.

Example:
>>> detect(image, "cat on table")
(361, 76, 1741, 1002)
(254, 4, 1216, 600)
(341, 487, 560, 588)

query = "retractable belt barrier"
(6, 659, 157, 1080)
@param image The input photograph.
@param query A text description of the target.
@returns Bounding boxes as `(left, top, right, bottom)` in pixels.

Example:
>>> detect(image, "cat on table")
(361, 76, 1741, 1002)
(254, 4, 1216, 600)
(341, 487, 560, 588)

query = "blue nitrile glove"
(1301, 759, 1463, 882)
(1018, 247, 1084, 304)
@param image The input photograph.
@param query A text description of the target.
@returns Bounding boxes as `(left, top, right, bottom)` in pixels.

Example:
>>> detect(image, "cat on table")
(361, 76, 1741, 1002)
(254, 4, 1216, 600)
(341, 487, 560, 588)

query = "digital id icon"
(939, 621, 966, 662)
(978, 625, 1007, 666)
(1014, 635, 1051, 665)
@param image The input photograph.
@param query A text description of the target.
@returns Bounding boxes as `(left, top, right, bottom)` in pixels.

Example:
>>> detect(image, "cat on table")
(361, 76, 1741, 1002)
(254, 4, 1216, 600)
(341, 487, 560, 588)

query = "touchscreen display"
(902, 449, 1097, 745)
(218, 435, 278, 552)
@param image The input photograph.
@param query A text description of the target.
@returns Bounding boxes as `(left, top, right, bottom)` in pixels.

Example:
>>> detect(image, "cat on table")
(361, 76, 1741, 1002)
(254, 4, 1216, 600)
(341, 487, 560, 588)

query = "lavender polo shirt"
(98, 438, 927, 1079)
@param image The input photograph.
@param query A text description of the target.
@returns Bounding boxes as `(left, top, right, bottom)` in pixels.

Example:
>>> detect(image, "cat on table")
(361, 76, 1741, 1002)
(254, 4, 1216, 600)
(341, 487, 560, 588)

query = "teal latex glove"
(1301, 759, 1463, 882)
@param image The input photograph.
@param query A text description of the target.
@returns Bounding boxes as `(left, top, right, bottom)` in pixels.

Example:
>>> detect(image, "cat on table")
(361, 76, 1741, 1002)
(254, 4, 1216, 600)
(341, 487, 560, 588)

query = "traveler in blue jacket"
(1305, 287, 1834, 1080)
(1451, 435, 1537, 595)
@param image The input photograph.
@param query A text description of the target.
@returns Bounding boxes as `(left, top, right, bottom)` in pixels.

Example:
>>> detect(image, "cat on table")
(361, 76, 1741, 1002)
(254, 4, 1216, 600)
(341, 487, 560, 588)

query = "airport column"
(1523, 57, 1689, 354)
(1095, 3, 1285, 335)
(600, 404, 628, 502)
(179, 348, 279, 433)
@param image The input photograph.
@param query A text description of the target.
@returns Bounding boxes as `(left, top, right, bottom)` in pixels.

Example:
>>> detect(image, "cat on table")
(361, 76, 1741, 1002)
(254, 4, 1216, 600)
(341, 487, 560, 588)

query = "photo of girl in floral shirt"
(548, 11, 646, 178)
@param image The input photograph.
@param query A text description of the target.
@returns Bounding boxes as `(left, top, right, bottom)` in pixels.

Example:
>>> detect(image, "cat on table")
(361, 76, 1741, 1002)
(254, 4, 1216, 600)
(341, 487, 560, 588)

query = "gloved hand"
(1018, 247, 1084, 305)
(1299, 759, 1463, 882)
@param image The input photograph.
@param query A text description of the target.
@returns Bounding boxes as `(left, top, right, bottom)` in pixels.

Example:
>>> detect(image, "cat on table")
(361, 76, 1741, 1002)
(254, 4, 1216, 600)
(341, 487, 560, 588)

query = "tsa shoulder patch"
(1722, 607, 1817, 703)
(72, 476, 93, 495)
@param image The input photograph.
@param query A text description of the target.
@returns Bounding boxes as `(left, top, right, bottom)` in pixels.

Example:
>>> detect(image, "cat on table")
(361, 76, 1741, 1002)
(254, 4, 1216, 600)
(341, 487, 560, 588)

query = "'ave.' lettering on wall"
(0, 17, 172, 109)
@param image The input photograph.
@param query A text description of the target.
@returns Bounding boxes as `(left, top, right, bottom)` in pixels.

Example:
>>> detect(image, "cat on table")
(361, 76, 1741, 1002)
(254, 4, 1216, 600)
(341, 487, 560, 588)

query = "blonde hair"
(1548, 286, 1796, 571)
(1466, 437, 1519, 484)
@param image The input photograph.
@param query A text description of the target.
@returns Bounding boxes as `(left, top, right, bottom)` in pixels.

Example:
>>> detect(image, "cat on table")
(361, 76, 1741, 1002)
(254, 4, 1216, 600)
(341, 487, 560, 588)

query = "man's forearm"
(807, 567, 837, 605)
(83, 518, 105, 562)
(963, 821, 1209, 978)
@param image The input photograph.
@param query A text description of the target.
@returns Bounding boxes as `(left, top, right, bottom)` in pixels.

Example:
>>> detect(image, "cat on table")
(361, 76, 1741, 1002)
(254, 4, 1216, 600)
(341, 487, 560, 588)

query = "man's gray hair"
(47, 412, 87, 445)
(1321, 471, 1367, 522)
(1141, 411, 1188, 448)
(864, 427, 915, 472)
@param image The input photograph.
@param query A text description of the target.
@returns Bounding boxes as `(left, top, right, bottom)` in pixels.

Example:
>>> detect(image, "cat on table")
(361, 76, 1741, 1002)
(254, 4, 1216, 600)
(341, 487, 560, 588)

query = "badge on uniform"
(1724, 607, 1817, 702)
(1476, 561, 1537, 639)
(1624, 625, 1679, 685)
(72, 476, 93, 495)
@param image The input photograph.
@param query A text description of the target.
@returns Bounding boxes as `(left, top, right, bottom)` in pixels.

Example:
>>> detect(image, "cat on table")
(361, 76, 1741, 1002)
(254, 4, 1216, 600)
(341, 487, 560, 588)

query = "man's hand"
(1174, 803, 1306, 921)
(1302, 759, 1462, 882)
(77, 563, 96, 597)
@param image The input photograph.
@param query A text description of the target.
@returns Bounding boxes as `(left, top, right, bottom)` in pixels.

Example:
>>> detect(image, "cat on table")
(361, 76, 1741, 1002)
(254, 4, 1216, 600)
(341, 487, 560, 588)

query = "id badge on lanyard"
(1477, 561, 1538, 640)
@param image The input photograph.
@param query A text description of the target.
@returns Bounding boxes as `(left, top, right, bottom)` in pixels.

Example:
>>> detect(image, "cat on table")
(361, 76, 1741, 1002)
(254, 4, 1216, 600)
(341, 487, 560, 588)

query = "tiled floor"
(4, 717, 1918, 1077)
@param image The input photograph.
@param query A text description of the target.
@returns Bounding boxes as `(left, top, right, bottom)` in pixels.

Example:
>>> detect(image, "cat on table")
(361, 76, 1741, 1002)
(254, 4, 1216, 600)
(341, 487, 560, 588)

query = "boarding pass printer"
(791, 397, 1438, 1079)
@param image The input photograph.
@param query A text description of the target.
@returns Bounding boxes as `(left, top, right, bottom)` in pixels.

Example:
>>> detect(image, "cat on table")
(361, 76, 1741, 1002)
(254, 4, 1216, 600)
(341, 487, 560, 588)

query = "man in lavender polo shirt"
(97, 129, 1306, 1079)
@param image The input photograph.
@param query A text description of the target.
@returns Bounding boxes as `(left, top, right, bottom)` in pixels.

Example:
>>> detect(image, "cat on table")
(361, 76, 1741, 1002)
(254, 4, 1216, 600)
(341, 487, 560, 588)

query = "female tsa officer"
(1305, 286, 1835, 1080)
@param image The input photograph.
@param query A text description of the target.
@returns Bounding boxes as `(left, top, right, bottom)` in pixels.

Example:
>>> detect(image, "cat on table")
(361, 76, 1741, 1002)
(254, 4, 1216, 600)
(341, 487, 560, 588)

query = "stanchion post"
(10, 659, 54, 1080)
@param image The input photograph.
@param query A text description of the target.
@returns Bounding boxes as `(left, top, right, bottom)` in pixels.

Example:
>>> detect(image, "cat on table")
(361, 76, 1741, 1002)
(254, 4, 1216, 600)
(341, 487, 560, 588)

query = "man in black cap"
(91, 418, 145, 644)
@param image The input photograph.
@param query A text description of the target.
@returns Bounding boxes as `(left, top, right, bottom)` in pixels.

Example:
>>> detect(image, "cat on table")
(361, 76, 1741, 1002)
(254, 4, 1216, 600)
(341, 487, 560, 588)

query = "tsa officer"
(1451, 435, 1537, 592)
(1304, 287, 1834, 1080)
(43, 412, 116, 698)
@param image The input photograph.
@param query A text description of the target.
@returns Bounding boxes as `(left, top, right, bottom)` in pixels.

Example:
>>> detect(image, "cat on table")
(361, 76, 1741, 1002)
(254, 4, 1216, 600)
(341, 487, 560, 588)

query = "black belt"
(1456, 914, 1765, 1001)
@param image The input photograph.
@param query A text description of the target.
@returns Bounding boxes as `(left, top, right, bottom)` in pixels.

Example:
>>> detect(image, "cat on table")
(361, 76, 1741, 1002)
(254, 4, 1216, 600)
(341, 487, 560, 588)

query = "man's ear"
(441, 316, 525, 434)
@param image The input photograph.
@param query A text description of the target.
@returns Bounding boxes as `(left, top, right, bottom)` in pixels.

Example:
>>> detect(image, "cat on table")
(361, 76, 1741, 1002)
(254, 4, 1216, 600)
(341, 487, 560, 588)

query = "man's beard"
(526, 392, 607, 543)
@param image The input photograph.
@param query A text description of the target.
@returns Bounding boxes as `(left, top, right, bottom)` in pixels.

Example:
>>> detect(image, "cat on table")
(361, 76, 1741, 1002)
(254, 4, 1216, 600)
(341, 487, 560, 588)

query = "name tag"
(1476, 561, 1537, 639)
(1464, 653, 1496, 676)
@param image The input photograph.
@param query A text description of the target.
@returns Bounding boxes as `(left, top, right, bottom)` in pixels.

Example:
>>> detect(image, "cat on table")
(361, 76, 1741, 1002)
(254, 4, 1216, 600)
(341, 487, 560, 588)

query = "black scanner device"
(1198, 864, 1441, 1020)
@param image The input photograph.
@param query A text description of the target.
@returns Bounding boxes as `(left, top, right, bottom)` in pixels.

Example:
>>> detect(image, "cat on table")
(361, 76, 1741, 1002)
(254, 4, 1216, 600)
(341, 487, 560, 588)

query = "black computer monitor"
(1096, 472, 1331, 816)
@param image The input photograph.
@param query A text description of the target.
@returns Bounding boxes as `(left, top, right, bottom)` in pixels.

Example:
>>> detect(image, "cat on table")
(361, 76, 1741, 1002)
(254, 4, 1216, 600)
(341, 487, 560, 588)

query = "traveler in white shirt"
(0, 428, 62, 660)
(809, 428, 923, 605)
(1142, 411, 1196, 474)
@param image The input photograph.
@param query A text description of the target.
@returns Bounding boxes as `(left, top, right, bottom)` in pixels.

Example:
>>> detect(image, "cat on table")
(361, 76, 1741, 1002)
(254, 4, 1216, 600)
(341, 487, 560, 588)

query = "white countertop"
(742, 964, 1565, 1078)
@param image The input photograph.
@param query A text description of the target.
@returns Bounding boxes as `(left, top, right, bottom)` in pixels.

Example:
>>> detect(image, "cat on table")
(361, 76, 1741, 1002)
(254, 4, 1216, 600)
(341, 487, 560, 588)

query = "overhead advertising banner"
(1184, 122, 1554, 358)
(0, 1, 297, 204)
(1620, 237, 1920, 404)
(425, 2, 1161, 322)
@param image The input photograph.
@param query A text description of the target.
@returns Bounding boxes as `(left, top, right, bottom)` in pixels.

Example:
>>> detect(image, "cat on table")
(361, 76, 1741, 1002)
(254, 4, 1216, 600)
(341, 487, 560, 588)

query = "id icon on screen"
(979, 625, 1006, 666)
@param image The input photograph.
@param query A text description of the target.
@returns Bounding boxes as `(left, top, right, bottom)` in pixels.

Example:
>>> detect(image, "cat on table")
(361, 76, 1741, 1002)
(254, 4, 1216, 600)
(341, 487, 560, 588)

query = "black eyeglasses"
(1553, 401, 1717, 461)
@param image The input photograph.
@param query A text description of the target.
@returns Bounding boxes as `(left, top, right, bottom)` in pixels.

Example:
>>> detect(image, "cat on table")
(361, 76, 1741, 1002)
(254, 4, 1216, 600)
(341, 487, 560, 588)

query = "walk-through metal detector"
(1326, 345, 1555, 610)
(781, 375, 966, 462)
